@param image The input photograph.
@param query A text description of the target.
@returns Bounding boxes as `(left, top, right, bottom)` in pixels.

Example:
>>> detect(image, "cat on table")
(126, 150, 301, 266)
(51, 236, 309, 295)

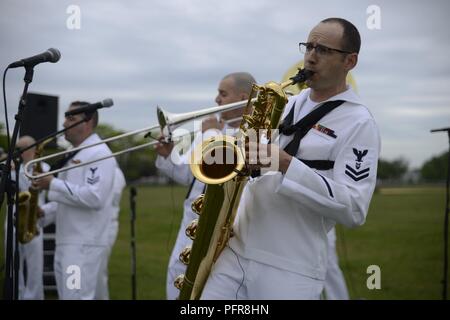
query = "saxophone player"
(154, 72, 256, 300)
(8, 136, 49, 299)
(201, 18, 380, 299)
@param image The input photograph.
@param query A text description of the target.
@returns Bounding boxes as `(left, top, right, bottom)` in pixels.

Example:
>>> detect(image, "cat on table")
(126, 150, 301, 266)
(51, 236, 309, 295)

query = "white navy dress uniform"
(40, 133, 116, 300)
(156, 128, 222, 300)
(202, 86, 381, 299)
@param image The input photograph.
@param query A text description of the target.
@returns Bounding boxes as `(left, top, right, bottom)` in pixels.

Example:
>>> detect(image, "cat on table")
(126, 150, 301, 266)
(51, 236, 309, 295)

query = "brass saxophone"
(17, 191, 32, 243)
(175, 69, 312, 299)
(17, 138, 51, 244)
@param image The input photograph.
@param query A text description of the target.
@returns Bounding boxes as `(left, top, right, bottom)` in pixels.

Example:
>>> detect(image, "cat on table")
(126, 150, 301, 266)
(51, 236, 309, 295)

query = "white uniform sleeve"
(18, 169, 32, 191)
(113, 167, 126, 207)
(39, 201, 57, 228)
(155, 153, 193, 186)
(277, 118, 380, 228)
(47, 158, 115, 211)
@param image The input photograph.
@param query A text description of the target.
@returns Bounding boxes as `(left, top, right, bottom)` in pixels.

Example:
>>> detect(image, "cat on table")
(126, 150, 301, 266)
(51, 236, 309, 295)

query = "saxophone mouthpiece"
(289, 68, 314, 84)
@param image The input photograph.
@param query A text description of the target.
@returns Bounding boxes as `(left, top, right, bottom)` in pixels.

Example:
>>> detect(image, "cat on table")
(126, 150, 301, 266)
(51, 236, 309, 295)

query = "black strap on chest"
(279, 99, 345, 170)
(185, 177, 197, 199)
(50, 150, 80, 175)
(185, 177, 207, 199)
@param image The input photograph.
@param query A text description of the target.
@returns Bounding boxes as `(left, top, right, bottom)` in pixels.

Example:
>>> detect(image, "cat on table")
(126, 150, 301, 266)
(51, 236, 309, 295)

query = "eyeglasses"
(299, 42, 353, 55)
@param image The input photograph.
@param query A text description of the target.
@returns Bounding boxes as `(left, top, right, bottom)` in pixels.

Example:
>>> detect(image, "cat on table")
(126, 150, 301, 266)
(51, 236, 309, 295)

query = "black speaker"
(20, 92, 58, 148)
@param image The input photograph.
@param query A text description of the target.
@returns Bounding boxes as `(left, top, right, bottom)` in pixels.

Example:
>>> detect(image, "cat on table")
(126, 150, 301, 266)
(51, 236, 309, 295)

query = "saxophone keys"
(174, 274, 184, 290)
(185, 219, 198, 240)
(179, 246, 191, 265)
(191, 194, 204, 215)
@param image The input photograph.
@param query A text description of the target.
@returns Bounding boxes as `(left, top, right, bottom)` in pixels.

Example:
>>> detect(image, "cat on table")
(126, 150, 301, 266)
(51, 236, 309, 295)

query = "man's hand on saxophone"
(32, 175, 53, 190)
(245, 140, 293, 174)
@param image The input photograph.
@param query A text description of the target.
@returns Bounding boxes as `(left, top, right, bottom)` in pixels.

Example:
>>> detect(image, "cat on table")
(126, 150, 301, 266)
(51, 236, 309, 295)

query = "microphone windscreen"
(47, 48, 61, 63)
(102, 98, 114, 108)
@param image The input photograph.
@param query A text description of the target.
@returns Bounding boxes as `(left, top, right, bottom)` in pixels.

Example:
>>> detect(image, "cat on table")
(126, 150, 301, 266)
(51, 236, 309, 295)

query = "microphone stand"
(130, 186, 137, 300)
(431, 127, 450, 300)
(1, 66, 34, 300)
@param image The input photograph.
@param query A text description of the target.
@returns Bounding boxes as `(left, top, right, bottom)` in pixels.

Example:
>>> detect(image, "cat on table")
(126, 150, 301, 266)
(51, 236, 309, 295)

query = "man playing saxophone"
(8, 136, 49, 299)
(154, 72, 256, 300)
(201, 18, 380, 299)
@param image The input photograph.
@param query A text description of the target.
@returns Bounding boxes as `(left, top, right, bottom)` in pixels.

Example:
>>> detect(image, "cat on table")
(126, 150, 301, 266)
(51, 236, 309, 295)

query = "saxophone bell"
(190, 135, 246, 185)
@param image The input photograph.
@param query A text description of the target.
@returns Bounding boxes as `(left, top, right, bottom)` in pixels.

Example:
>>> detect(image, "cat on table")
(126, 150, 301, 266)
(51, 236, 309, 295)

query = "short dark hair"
(69, 101, 99, 128)
(321, 18, 361, 54)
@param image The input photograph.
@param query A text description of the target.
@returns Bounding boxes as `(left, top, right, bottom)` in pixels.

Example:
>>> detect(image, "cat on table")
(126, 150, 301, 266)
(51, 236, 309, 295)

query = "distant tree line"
(93, 124, 157, 182)
(374, 151, 448, 183)
(420, 151, 448, 182)
(377, 157, 409, 181)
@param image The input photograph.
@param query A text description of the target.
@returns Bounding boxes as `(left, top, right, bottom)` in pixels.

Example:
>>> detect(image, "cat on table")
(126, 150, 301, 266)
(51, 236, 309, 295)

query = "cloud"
(0, 0, 449, 169)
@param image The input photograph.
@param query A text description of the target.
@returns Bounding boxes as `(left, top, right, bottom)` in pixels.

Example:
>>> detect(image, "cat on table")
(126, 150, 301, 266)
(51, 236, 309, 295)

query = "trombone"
(24, 98, 255, 179)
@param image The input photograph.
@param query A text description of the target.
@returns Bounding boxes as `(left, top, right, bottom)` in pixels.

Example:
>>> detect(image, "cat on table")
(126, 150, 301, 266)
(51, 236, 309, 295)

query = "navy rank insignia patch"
(353, 148, 368, 164)
(345, 148, 370, 181)
(87, 167, 100, 185)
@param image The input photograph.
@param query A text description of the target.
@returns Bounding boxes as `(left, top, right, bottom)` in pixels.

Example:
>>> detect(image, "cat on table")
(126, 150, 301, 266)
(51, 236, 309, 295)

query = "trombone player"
(154, 72, 256, 300)
(33, 101, 117, 300)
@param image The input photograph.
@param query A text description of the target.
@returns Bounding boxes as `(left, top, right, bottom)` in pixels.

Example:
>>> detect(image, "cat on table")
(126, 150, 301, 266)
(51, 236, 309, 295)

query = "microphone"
(8, 48, 61, 69)
(65, 99, 114, 117)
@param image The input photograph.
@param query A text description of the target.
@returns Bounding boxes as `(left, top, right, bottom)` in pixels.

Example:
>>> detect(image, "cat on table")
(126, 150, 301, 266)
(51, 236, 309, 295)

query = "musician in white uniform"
(9, 136, 48, 300)
(34, 101, 116, 300)
(155, 72, 256, 300)
(202, 18, 380, 299)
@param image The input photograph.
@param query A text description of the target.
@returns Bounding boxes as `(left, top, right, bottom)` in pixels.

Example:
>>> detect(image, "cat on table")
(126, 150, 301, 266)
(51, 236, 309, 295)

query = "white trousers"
(95, 220, 119, 300)
(54, 244, 107, 300)
(323, 228, 349, 300)
(201, 246, 324, 300)
(19, 231, 44, 300)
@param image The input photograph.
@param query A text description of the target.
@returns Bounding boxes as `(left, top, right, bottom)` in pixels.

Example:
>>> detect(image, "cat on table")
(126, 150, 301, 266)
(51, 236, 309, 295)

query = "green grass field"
(1, 185, 447, 300)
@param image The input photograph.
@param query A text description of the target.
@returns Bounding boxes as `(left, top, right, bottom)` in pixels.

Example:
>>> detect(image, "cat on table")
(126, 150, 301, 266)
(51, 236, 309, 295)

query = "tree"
(377, 157, 409, 180)
(95, 124, 157, 182)
(0, 122, 9, 153)
(420, 151, 449, 182)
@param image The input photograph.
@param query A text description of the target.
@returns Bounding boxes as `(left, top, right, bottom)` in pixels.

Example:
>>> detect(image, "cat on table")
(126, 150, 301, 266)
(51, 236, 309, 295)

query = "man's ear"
(85, 117, 95, 131)
(345, 53, 358, 71)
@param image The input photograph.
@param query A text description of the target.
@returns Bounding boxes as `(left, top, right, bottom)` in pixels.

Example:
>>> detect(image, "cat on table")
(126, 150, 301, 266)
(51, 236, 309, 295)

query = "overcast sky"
(1, 0, 449, 168)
